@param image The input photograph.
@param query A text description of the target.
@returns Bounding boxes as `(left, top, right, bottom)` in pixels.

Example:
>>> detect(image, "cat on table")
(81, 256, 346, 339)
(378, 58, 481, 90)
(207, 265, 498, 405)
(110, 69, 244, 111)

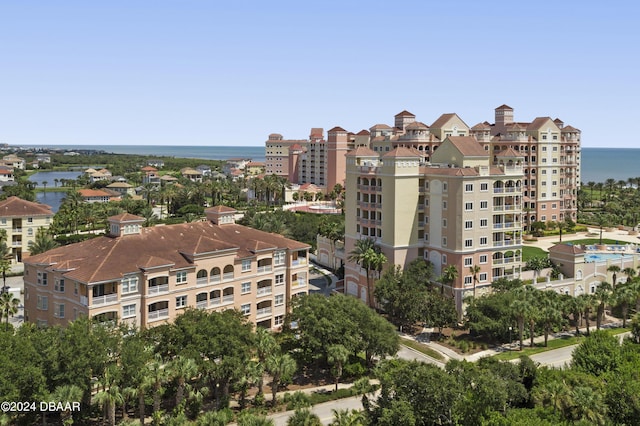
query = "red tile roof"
(394, 110, 415, 117)
(447, 136, 488, 157)
(0, 196, 52, 217)
(383, 147, 422, 158)
(346, 146, 378, 157)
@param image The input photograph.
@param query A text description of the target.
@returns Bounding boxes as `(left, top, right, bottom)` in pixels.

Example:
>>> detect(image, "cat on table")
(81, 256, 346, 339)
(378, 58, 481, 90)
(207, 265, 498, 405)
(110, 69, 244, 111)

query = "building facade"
(24, 206, 310, 329)
(0, 196, 54, 263)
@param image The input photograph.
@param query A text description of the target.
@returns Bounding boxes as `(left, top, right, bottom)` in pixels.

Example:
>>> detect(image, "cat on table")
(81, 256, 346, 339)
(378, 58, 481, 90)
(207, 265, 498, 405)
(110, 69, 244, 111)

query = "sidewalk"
(399, 317, 625, 364)
(525, 227, 640, 251)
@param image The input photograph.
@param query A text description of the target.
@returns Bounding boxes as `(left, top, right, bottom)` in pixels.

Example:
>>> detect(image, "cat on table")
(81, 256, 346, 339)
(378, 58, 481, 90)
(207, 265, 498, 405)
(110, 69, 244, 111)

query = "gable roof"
(383, 147, 422, 158)
(447, 136, 488, 157)
(346, 146, 378, 157)
(394, 110, 415, 117)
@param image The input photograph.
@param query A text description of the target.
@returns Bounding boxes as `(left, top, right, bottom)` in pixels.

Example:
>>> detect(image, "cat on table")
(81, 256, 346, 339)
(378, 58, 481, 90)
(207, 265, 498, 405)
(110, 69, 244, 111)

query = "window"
(541, 204, 547, 210)
(552, 203, 557, 209)
(480, 219, 488, 228)
(37, 295, 48, 310)
(118, 303, 135, 318)
(480, 183, 488, 191)
(122, 276, 138, 294)
(464, 239, 473, 248)
(442, 237, 447, 246)
(479, 273, 488, 282)
(443, 183, 448, 191)
(442, 254, 447, 264)
(464, 276, 473, 285)
(54, 303, 65, 318)
(541, 193, 546, 198)
(480, 201, 488, 210)
(443, 201, 447, 210)
(552, 181, 557, 186)
(28, 228, 33, 236)
(275, 274, 284, 285)
(74, 283, 79, 295)
(275, 294, 284, 306)
(37, 272, 48, 286)
(27, 217, 33, 224)
(465, 220, 473, 229)
(274, 315, 284, 326)
(541, 216, 547, 221)
(241, 282, 251, 294)
(465, 184, 473, 192)
(480, 237, 488, 246)
(464, 257, 473, 266)
(479, 255, 488, 264)
(176, 295, 187, 309)
(176, 271, 187, 284)
(465, 202, 473, 211)
(442, 219, 447, 227)
(54, 278, 65, 292)
(274, 251, 286, 266)
(241, 303, 251, 315)
(242, 259, 251, 272)
(542, 170, 547, 174)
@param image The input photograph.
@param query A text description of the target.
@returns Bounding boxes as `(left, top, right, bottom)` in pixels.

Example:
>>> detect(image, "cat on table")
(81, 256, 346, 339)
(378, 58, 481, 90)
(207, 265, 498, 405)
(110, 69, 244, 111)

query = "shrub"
(282, 391, 310, 410)
(343, 360, 366, 379)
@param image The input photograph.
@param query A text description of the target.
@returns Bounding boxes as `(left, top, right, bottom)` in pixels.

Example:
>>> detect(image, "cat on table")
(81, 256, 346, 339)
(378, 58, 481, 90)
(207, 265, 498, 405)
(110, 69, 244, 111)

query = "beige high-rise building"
(0, 196, 54, 263)
(344, 136, 526, 310)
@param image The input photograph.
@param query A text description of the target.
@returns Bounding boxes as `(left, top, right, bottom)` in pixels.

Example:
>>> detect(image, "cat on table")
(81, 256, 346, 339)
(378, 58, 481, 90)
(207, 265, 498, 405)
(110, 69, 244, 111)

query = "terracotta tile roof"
(110, 213, 144, 222)
(328, 126, 347, 132)
(394, 110, 415, 117)
(84, 168, 98, 173)
(561, 125, 580, 132)
(430, 113, 457, 128)
(549, 243, 585, 255)
(370, 124, 392, 130)
(346, 146, 378, 157)
(383, 147, 422, 158)
(495, 104, 513, 110)
(554, 118, 564, 126)
(207, 206, 237, 213)
(141, 166, 158, 172)
(405, 121, 429, 130)
(0, 196, 52, 217)
(246, 162, 265, 167)
(471, 122, 491, 130)
(447, 136, 488, 157)
(422, 166, 479, 176)
(106, 182, 133, 188)
(160, 175, 178, 181)
(310, 128, 324, 138)
(78, 189, 113, 198)
(496, 147, 523, 157)
(527, 117, 554, 131)
(290, 143, 304, 150)
(26, 217, 309, 284)
(356, 129, 371, 136)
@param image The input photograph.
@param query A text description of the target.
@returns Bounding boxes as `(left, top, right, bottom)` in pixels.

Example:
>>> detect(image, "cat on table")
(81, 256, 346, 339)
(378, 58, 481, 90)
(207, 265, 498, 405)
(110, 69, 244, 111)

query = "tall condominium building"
(24, 206, 310, 329)
(344, 138, 525, 310)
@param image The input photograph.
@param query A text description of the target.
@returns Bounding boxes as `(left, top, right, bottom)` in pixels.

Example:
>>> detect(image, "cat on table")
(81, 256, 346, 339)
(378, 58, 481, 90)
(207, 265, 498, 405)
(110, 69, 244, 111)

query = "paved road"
(530, 345, 576, 368)
(269, 395, 367, 426)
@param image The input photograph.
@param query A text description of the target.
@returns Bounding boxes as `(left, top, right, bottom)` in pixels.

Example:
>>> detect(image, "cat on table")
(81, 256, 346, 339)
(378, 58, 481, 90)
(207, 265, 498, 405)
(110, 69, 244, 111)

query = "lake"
(30, 171, 82, 212)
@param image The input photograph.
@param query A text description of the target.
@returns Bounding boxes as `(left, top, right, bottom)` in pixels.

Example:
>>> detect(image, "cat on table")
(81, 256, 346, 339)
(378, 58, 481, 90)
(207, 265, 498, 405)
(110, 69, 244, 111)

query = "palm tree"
(0, 291, 19, 325)
(28, 228, 59, 255)
(266, 353, 296, 408)
(539, 291, 563, 347)
(52, 384, 83, 425)
(330, 409, 366, 426)
(511, 286, 536, 350)
(607, 265, 621, 287)
(287, 408, 321, 426)
(94, 366, 124, 426)
(255, 327, 278, 398)
(533, 380, 571, 416)
(327, 344, 350, 391)
(440, 264, 458, 296)
(168, 355, 198, 409)
(348, 238, 387, 307)
(143, 354, 169, 414)
(623, 266, 637, 283)
(469, 264, 481, 299)
(594, 282, 613, 330)
(570, 386, 607, 425)
(569, 294, 587, 335)
(614, 282, 637, 328)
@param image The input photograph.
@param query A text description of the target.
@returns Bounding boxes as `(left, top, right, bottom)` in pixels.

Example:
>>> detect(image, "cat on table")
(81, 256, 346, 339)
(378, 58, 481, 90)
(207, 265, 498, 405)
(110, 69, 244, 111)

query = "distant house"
(0, 196, 53, 263)
(78, 189, 120, 203)
(147, 159, 165, 168)
(223, 158, 251, 175)
(88, 168, 113, 183)
(36, 154, 51, 164)
(106, 182, 136, 196)
(141, 166, 160, 185)
(0, 166, 14, 182)
(245, 161, 265, 176)
(196, 165, 212, 177)
(2, 154, 25, 170)
(180, 167, 203, 183)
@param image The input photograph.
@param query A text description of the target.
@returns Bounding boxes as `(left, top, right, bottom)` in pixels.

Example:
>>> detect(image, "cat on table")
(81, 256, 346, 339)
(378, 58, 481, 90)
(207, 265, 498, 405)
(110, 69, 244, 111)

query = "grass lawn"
(492, 327, 630, 361)
(400, 338, 445, 361)
(522, 246, 547, 262)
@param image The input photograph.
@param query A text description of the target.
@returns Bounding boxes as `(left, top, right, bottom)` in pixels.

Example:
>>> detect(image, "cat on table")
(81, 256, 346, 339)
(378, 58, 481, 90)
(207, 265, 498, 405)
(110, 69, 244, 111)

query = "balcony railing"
(148, 284, 169, 294)
(196, 277, 208, 285)
(80, 296, 88, 306)
(91, 293, 118, 306)
(210, 275, 221, 283)
(222, 294, 234, 303)
(196, 300, 208, 309)
(256, 307, 272, 318)
(12, 228, 22, 233)
(257, 265, 272, 273)
(257, 286, 272, 296)
(210, 297, 221, 306)
(292, 258, 307, 266)
(223, 272, 234, 280)
(148, 308, 169, 321)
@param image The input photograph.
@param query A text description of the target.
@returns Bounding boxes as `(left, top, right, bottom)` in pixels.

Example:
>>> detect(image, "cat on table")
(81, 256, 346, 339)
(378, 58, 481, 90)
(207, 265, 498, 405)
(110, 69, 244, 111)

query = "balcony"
(257, 265, 272, 274)
(80, 295, 88, 306)
(196, 300, 208, 309)
(257, 286, 272, 296)
(222, 294, 234, 304)
(196, 277, 208, 286)
(256, 307, 272, 318)
(292, 258, 307, 266)
(148, 284, 169, 295)
(12, 228, 22, 233)
(210, 297, 222, 306)
(148, 308, 169, 321)
(91, 293, 118, 306)
(223, 272, 234, 280)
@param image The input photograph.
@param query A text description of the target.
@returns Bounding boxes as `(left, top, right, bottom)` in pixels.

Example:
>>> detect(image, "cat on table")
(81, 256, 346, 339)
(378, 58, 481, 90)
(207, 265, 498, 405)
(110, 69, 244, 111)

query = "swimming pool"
(585, 253, 632, 262)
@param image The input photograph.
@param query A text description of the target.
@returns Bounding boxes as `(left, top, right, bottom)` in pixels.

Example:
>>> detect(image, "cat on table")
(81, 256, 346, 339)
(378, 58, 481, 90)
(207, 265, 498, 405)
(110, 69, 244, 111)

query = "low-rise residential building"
(0, 166, 14, 182)
(106, 182, 136, 197)
(0, 196, 53, 263)
(78, 189, 120, 203)
(23, 206, 310, 329)
(181, 167, 203, 183)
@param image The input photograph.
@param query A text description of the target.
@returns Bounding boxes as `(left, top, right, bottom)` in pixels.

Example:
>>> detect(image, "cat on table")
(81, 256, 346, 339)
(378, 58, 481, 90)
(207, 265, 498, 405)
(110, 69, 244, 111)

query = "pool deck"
(527, 228, 640, 252)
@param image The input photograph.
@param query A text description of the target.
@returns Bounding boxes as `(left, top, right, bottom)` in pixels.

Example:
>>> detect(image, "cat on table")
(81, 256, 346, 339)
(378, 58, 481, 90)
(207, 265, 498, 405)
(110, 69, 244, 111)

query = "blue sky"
(1, 1, 638, 148)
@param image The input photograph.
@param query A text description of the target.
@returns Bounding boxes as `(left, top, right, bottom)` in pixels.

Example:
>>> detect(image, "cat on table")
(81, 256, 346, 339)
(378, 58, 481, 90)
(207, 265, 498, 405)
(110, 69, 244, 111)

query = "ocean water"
(15, 145, 640, 184)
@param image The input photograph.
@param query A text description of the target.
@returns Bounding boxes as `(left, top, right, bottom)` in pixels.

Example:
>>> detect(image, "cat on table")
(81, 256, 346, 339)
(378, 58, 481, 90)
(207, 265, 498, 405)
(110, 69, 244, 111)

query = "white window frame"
(241, 303, 251, 316)
(176, 271, 188, 284)
(122, 304, 136, 318)
(241, 259, 251, 272)
(176, 295, 187, 309)
(121, 276, 138, 294)
(241, 282, 251, 294)
(274, 294, 284, 306)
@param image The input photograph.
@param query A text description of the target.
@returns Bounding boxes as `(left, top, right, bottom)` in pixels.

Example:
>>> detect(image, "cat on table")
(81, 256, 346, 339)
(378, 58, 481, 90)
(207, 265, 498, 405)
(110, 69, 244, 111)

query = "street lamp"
(508, 326, 512, 347)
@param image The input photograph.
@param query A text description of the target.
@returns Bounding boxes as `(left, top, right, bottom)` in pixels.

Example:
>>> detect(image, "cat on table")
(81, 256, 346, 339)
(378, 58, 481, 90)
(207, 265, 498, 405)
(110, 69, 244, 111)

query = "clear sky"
(1, 1, 638, 148)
